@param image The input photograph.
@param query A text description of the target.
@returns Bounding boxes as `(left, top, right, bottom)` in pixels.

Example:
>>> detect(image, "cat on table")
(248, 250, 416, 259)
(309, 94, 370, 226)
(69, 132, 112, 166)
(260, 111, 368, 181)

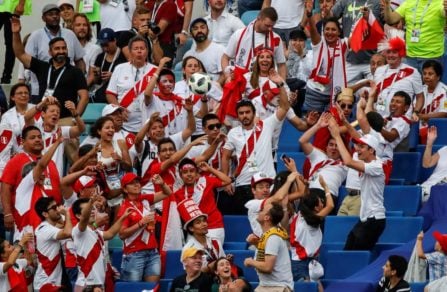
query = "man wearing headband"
(184, 18, 225, 82)
(373, 32, 424, 121)
(174, 158, 231, 244)
(328, 120, 386, 251)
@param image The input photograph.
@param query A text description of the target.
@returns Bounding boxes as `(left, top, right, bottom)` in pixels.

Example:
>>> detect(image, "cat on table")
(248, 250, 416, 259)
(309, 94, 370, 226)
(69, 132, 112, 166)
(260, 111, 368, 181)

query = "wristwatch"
(181, 30, 190, 36)
(276, 81, 285, 88)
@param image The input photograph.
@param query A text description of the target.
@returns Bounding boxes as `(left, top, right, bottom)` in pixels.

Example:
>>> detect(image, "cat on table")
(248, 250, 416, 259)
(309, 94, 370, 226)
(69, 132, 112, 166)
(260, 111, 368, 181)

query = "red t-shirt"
(1, 153, 61, 222)
(144, 0, 178, 44)
(174, 176, 224, 229)
(118, 195, 158, 254)
(148, 161, 177, 191)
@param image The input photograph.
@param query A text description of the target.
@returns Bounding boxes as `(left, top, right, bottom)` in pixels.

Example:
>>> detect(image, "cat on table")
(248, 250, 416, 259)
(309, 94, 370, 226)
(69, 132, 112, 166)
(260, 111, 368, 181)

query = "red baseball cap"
(73, 176, 96, 193)
(121, 173, 140, 187)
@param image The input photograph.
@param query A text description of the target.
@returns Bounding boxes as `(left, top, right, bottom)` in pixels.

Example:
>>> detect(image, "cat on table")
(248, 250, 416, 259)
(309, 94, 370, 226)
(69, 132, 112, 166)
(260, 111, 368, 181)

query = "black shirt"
(29, 57, 87, 118)
(376, 277, 411, 292)
(170, 273, 213, 292)
(92, 50, 127, 103)
(117, 28, 152, 61)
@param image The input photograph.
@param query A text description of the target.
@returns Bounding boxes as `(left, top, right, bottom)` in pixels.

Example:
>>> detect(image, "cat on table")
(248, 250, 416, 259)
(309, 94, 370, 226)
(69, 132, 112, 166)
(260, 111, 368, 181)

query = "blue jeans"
(291, 258, 312, 281)
(404, 56, 442, 75)
(121, 249, 161, 281)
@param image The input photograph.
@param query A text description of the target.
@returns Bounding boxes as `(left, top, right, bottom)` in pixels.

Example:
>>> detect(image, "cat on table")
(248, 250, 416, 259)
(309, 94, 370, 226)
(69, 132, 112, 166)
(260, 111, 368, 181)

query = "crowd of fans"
(1, 0, 447, 291)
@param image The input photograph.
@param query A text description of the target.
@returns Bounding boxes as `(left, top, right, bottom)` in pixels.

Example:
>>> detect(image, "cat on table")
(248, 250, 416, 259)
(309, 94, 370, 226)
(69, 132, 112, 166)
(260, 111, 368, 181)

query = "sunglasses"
(207, 123, 222, 130)
(47, 204, 59, 212)
(339, 103, 353, 109)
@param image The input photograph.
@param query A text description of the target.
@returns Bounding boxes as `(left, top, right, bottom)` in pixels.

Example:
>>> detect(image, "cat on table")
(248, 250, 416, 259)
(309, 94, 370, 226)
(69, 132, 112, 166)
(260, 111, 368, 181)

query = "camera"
(147, 21, 161, 35)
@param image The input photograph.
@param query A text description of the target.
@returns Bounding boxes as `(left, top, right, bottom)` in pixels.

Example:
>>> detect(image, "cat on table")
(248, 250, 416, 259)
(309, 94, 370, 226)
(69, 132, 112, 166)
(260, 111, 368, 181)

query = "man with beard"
(24, 4, 85, 73)
(221, 70, 289, 215)
(71, 13, 101, 79)
(11, 16, 89, 119)
(184, 18, 225, 82)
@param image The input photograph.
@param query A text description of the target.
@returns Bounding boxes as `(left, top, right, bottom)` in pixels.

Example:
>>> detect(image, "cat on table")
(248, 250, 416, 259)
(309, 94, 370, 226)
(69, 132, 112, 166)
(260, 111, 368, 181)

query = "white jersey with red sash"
(187, 140, 224, 170)
(106, 62, 158, 133)
(307, 38, 349, 101)
(34, 221, 63, 290)
(0, 259, 28, 292)
(182, 235, 225, 268)
(289, 212, 322, 261)
(37, 124, 71, 176)
(226, 20, 284, 71)
(307, 148, 347, 196)
(381, 115, 411, 160)
(421, 83, 447, 116)
(72, 225, 107, 286)
(374, 63, 423, 117)
(223, 114, 281, 186)
(0, 125, 18, 176)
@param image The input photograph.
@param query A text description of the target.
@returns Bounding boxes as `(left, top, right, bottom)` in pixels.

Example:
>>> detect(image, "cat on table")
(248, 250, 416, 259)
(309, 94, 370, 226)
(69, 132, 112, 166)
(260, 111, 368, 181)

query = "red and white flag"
(350, 12, 384, 53)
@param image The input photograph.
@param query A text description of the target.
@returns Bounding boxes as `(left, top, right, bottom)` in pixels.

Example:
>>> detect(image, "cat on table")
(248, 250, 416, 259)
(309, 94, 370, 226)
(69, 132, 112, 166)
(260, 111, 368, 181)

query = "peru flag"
(350, 12, 384, 53)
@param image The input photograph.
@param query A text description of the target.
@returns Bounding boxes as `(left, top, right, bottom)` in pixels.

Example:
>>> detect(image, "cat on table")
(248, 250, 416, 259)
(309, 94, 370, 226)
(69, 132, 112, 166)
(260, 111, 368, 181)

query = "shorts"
(121, 249, 161, 281)
(291, 258, 311, 281)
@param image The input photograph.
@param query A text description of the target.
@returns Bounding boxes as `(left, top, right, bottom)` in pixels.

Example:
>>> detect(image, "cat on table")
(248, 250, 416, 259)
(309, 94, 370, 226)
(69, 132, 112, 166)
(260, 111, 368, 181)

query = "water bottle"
(23, 226, 35, 254)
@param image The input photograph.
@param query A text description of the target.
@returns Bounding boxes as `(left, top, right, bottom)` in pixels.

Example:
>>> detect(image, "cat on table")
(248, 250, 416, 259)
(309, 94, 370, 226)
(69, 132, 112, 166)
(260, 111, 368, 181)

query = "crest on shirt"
(0, 136, 8, 144)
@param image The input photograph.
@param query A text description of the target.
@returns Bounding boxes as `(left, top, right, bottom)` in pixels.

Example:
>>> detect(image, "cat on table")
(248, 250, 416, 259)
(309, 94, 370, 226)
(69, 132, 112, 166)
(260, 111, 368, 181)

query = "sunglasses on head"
(339, 103, 353, 109)
(207, 123, 222, 130)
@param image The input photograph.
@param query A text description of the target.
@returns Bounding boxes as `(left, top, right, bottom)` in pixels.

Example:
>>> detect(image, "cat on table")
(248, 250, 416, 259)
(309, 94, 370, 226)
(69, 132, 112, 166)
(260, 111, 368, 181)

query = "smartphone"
(281, 154, 290, 162)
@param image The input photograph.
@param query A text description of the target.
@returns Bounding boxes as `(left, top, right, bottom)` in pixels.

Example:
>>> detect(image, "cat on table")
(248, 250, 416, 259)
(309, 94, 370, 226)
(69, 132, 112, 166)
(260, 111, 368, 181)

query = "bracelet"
(276, 81, 285, 88)
(153, 73, 159, 78)
(72, 113, 79, 118)
(4, 214, 12, 218)
(181, 30, 190, 36)
(92, 222, 98, 229)
(325, 192, 331, 197)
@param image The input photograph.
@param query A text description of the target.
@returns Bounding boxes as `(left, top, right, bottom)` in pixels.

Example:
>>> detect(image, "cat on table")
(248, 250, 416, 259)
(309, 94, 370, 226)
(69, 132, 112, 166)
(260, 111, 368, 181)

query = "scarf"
(309, 38, 348, 103)
(256, 226, 288, 261)
(217, 67, 248, 122)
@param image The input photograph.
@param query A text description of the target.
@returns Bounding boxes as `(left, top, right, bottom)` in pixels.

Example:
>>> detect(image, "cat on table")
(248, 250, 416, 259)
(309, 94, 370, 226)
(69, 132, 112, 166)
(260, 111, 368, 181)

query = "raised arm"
(152, 174, 172, 202)
(422, 126, 440, 168)
(299, 112, 331, 155)
(65, 101, 86, 137)
(416, 231, 426, 259)
(316, 175, 334, 217)
(268, 69, 290, 121)
(144, 57, 171, 106)
(160, 136, 208, 172)
(11, 16, 32, 68)
(198, 162, 232, 186)
(306, 4, 321, 46)
(383, 0, 402, 25)
(181, 98, 197, 141)
(33, 137, 64, 182)
(103, 208, 132, 240)
(56, 206, 73, 240)
(2, 233, 33, 273)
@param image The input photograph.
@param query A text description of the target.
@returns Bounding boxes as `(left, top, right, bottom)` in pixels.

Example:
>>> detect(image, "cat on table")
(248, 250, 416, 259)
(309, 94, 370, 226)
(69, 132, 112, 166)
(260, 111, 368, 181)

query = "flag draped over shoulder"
(350, 12, 384, 53)
(217, 67, 248, 122)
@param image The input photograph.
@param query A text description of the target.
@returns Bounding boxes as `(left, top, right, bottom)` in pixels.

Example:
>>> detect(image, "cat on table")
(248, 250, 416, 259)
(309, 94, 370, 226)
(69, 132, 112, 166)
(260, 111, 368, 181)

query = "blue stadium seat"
(324, 251, 371, 280)
(223, 216, 251, 242)
(385, 211, 404, 217)
(408, 121, 419, 150)
(294, 281, 318, 291)
(323, 216, 358, 244)
(111, 249, 123, 272)
(390, 152, 421, 184)
(241, 10, 259, 25)
(159, 279, 172, 291)
(384, 185, 421, 216)
(174, 70, 184, 83)
(109, 235, 123, 249)
(415, 144, 444, 183)
(378, 216, 423, 244)
(323, 281, 375, 292)
(223, 242, 247, 250)
(230, 250, 258, 282)
(277, 151, 307, 173)
(115, 281, 156, 292)
(388, 178, 405, 185)
(164, 250, 184, 280)
(81, 103, 107, 124)
(277, 121, 303, 153)
(428, 118, 447, 144)
(410, 282, 428, 292)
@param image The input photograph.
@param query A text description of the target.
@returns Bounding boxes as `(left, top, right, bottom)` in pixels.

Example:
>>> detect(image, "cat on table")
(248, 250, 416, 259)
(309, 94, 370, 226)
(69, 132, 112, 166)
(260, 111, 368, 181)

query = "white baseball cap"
(57, 0, 75, 8)
(352, 134, 379, 151)
(102, 104, 124, 117)
(251, 172, 273, 187)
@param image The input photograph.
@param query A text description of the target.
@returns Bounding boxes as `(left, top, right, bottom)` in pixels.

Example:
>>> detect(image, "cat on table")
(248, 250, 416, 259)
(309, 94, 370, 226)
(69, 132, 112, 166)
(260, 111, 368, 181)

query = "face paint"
(158, 75, 175, 93)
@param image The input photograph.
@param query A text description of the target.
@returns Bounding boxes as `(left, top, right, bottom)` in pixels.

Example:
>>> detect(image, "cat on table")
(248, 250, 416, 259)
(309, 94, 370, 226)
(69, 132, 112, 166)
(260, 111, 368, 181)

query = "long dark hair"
(299, 189, 326, 228)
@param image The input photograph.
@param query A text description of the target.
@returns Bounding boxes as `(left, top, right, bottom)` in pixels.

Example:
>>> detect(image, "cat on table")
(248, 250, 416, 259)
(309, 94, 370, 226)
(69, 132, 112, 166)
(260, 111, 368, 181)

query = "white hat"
(352, 134, 379, 151)
(57, 0, 75, 8)
(251, 172, 273, 187)
(102, 104, 124, 116)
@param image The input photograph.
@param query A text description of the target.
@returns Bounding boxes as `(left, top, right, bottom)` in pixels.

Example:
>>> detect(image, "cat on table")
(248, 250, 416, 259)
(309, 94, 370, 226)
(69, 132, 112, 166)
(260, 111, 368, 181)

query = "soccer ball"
(188, 72, 212, 95)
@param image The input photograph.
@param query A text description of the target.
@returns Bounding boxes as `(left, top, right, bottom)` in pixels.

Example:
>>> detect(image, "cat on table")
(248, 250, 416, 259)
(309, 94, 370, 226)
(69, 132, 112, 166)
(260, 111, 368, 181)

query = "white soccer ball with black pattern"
(188, 72, 212, 95)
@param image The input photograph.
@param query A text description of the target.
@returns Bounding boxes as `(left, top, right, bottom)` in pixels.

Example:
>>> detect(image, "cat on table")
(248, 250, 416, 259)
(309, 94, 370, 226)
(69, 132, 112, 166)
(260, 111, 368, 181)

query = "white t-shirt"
(72, 225, 106, 286)
(204, 12, 245, 47)
(245, 199, 264, 237)
(107, 62, 157, 133)
(99, 0, 135, 32)
(83, 41, 102, 77)
(345, 152, 361, 190)
(307, 149, 347, 196)
(34, 221, 63, 290)
(1, 104, 34, 138)
(0, 259, 28, 291)
(373, 64, 423, 117)
(38, 124, 71, 176)
(271, 0, 304, 29)
(421, 146, 447, 193)
(184, 42, 225, 81)
(255, 234, 294, 289)
(225, 27, 286, 68)
(381, 117, 411, 161)
(359, 158, 386, 222)
(224, 114, 282, 186)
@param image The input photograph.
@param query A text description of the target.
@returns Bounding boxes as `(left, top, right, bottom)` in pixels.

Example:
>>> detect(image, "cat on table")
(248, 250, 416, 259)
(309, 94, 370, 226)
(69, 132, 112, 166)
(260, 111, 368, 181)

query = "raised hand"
(427, 126, 437, 144)
(152, 174, 164, 185)
(10, 16, 21, 33)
